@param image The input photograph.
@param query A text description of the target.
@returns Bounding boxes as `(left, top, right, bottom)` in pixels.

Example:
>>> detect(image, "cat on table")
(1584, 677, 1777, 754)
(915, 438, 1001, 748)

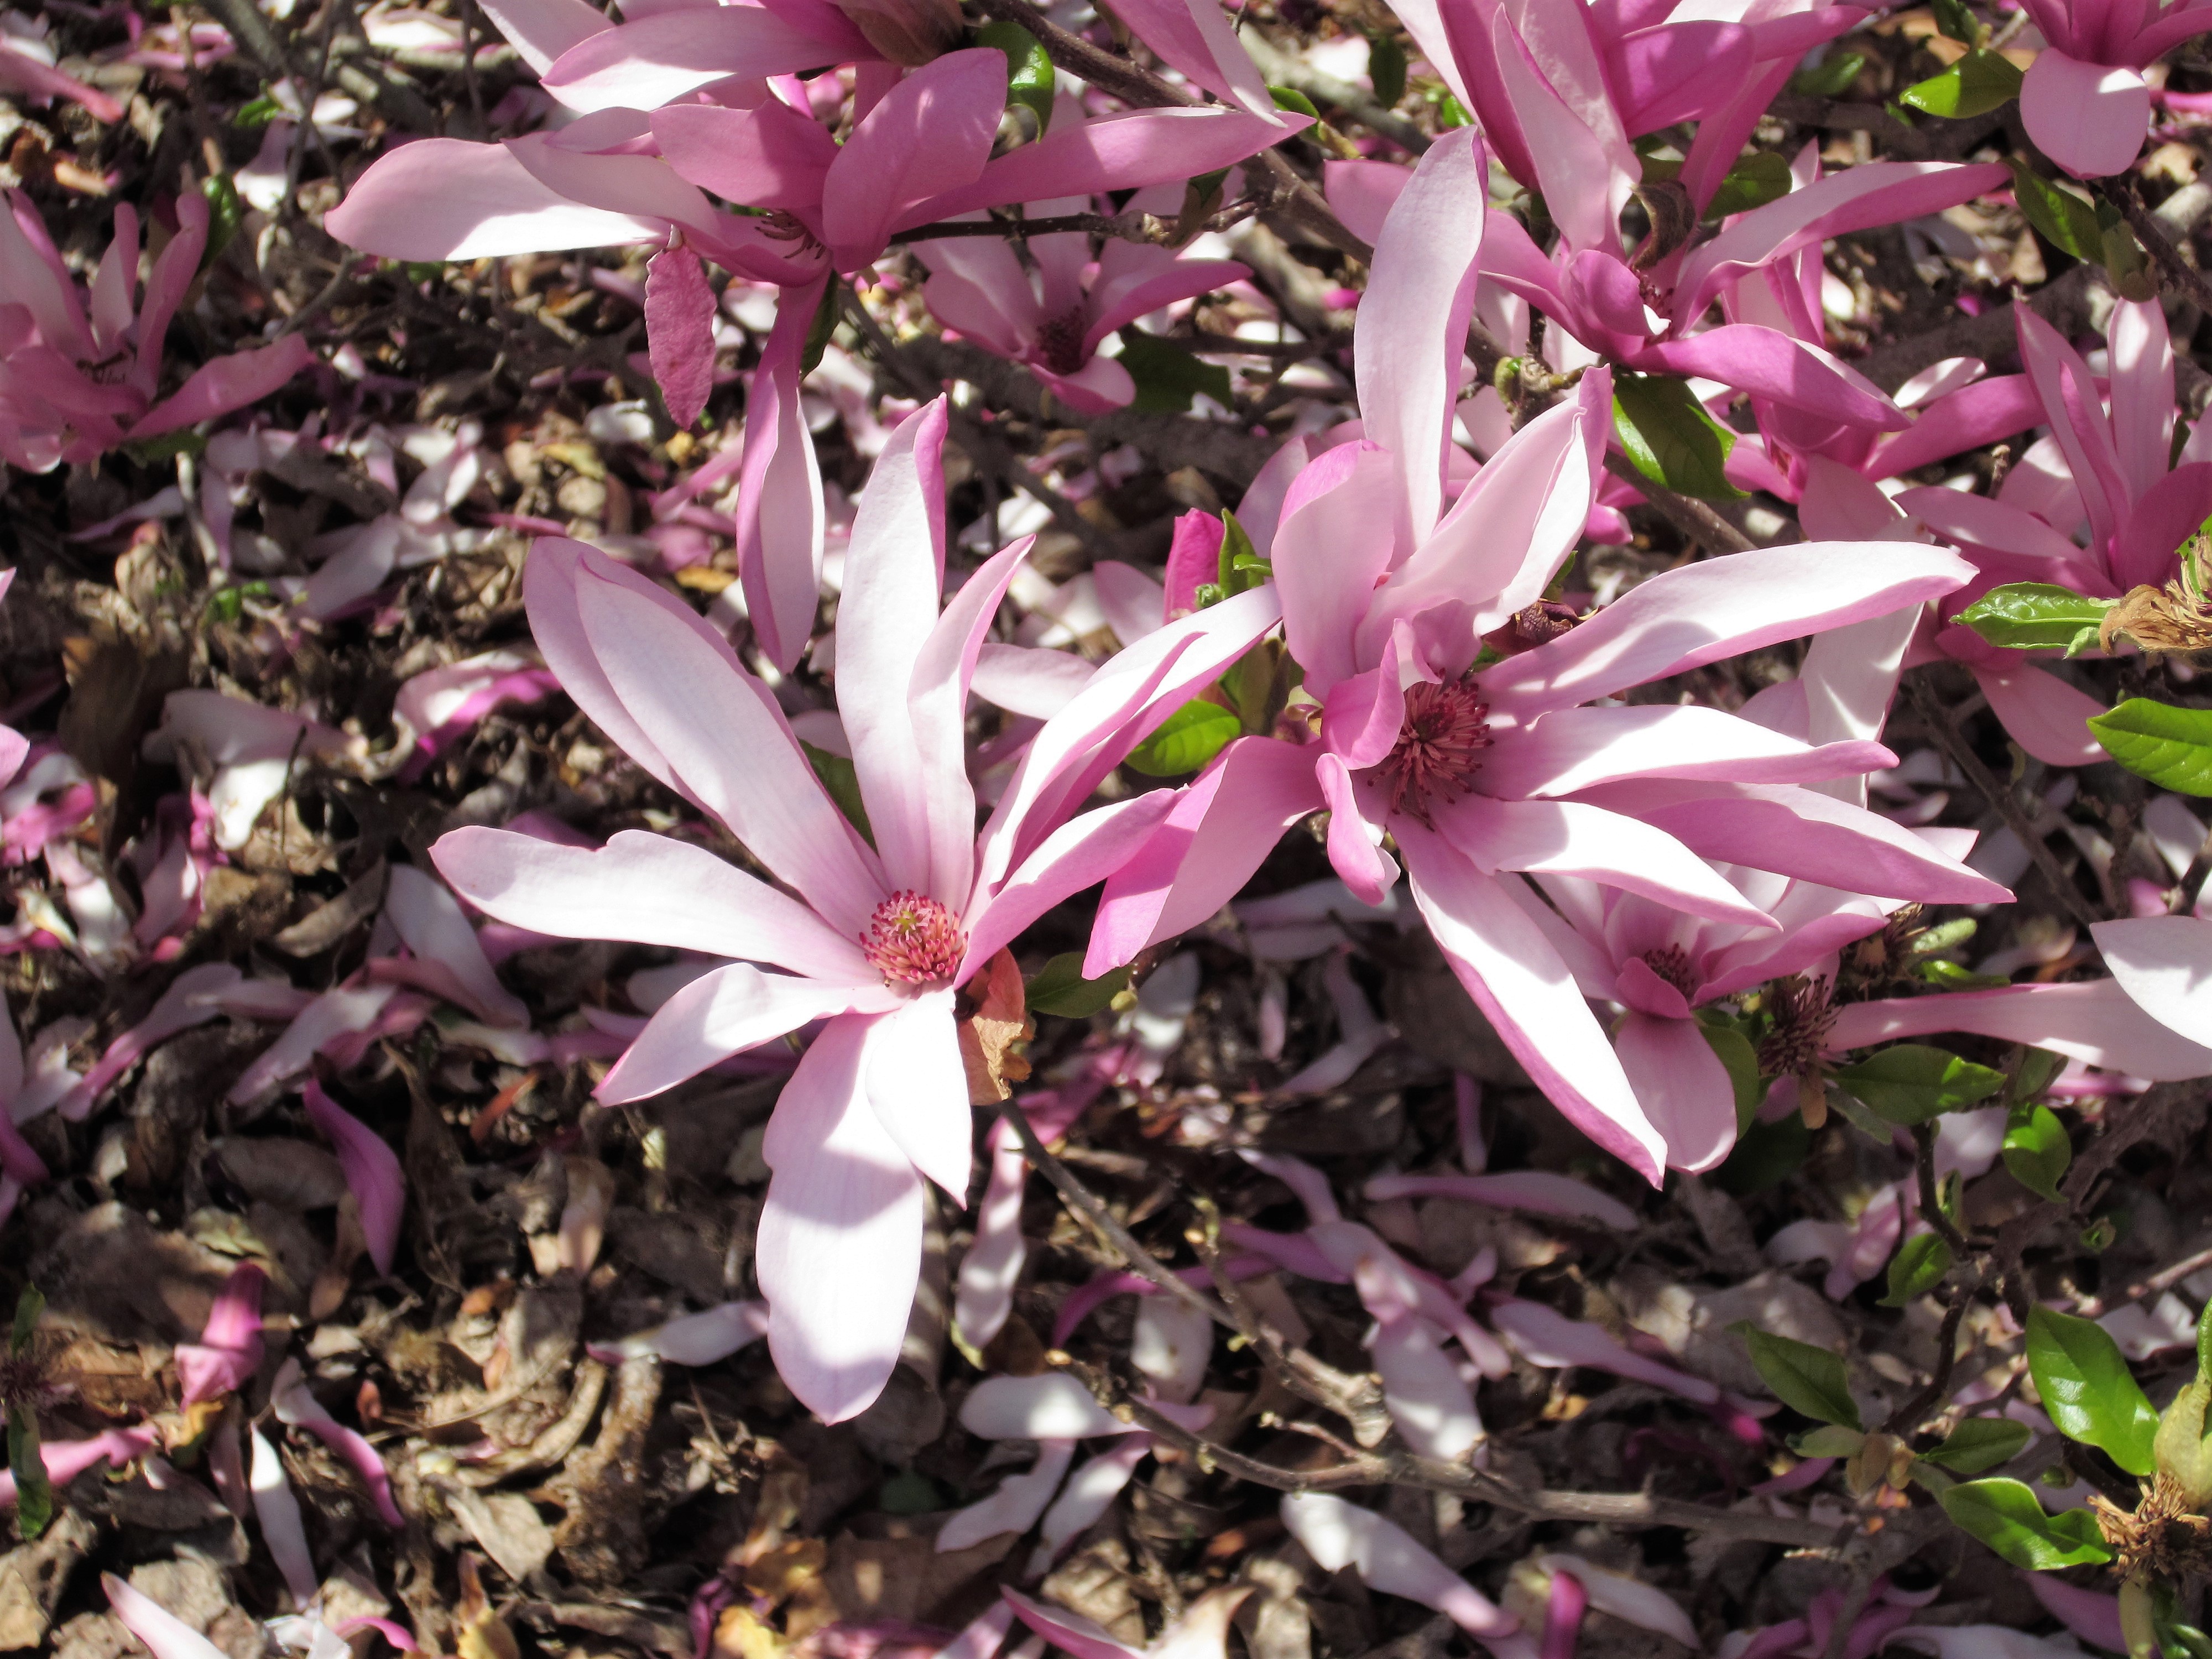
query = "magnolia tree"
(12, 0, 2212, 1650)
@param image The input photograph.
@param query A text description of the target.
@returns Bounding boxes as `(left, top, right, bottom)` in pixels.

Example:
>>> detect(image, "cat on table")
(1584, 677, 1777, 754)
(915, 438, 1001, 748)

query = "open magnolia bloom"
(2015, 0, 2210, 176)
(432, 399, 1282, 1421)
(0, 188, 312, 472)
(1086, 134, 2007, 1183)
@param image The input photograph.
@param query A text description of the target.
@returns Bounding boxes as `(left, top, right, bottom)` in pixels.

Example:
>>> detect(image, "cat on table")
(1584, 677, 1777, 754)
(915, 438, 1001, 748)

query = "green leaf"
(1715, 1110, 1809, 1196)
(800, 278, 840, 375)
(2008, 159, 2104, 263)
(1897, 48, 2022, 118)
(1700, 1023, 1762, 1134)
(1267, 85, 1321, 119)
(1704, 152, 1794, 218)
(1215, 511, 1270, 597)
(9, 1287, 41, 1360)
(124, 426, 210, 468)
(2099, 201, 2157, 302)
(1790, 1424, 1868, 1458)
(2198, 1286, 2212, 1381)
(1366, 34, 1407, 107)
(1123, 698, 1241, 778)
(1612, 374, 1746, 501)
(1955, 582, 2115, 650)
(1921, 1417, 2032, 1474)
(233, 92, 285, 129)
(1731, 1323, 1862, 1430)
(1433, 90, 1472, 127)
(1880, 1231, 1954, 1307)
(1788, 50, 1866, 97)
(1024, 952, 1132, 1019)
(1931, 0, 1981, 41)
(1833, 1044, 2004, 1125)
(978, 20, 1056, 133)
(7, 1405, 48, 1541)
(2090, 698, 2212, 796)
(2002, 1100, 2071, 1202)
(2026, 1304, 2159, 1475)
(199, 174, 245, 274)
(2005, 1046, 2067, 1105)
(1118, 330, 1233, 415)
(1938, 1478, 2112, 1568)
(800, 740, 875, 848)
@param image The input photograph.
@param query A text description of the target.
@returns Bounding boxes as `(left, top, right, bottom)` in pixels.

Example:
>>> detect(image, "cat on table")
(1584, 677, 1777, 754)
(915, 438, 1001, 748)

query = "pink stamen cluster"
(1641, 946, 1698, 999)
(1373, 680, 1492, 825)
(861, 890, 966, 987)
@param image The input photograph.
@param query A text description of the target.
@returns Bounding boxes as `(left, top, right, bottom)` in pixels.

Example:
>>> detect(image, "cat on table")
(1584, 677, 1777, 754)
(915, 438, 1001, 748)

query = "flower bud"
(2154, 1378, 2212, 1510)
(829, 0, 963, 65)
(2119, 1577, 2157, 1659)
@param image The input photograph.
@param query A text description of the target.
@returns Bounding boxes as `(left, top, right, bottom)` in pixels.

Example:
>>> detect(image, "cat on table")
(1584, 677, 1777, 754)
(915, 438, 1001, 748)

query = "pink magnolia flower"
(1391, 0, 1855, 223)
(1479, 154, 2008, 429)
(2015, 0, 2212, 176)
(1087, 133, 2005, 1183)
(431, 399, 1282, 1420)
(329, 58, 1295, 675)
(914, 185, 1249, 414)
(1282, 1494, 1534, 1659)
(0, 189, 312, 472)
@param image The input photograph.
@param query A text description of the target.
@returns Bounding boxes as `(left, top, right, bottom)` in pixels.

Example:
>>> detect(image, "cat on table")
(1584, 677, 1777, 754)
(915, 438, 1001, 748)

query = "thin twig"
(1072, 1358, 1850, 1546)
(1912, 1122, 1969, 1256)
(990, 1096, 1235, 1334)
(1903, 675, 2100, 930)
(1601, 453, 1759, 554)
(1880, 1287, 1973, 1436)
(2095, 178, 2212, 317)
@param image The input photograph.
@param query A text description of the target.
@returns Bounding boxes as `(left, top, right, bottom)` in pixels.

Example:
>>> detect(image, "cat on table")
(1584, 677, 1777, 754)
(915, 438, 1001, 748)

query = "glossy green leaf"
(1954, 582, 2114, 650)
(2002, 1100, 2071, 1201)
(2006, 1046, 2067, 1105)
(1880, 1231, 1954, 1307)
(800, 740, 875, 848)
(1432, 90, 1472, 127)
(233, 92, 285, 129)
(2009, 159, 2104, 263)
(1366, 34, 1407, 106)
(1918, 958, 2012, 990)
(978, 21, 1057, 133)
(1921, 1417, 2033, 1474)
(1832, 1044, 2005, 1125)
(2090, 698, 2212, 796)
(1025, 953, 1131, 1019)
(1123, 698, 1241, 778)
(1898, 48, 2022, 118)
(1613, 374, 1746, 501)
(1789, 50, 1866, 97)
(1267, 84, 1321, 118)
(1731, 1323, 1862, 1430)
(2026, 1304, 2159, 1475)
(1705, 152, 1793, 218)
(1939, 1477, 2112, 1568)
(7, 1405, 48, 1541)
(1700, 1023, 1762, 1134)
(1118, 330, 1233, 415)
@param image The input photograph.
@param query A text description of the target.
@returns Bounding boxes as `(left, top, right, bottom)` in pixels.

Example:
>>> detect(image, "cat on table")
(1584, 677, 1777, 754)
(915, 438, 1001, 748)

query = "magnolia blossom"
(432, 399, 1282, 1420)
(915, 182, 1249, 414)
(2015, 0, 2210, 176)
(1088, 133, 2005, 1182)
(0, 189, 312, 472)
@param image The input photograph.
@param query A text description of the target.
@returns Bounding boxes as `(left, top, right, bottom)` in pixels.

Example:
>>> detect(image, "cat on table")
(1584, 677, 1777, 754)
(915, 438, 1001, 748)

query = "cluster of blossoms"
(18, 0, 2212, 1646)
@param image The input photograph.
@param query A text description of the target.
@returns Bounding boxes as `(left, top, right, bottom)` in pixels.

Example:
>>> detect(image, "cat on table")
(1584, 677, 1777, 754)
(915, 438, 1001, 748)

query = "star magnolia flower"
(1086, 133, 2006, 1183)
(431, 399, 1282, 1420)
(2015, 0, 2212, 176)
(0, 189, 313, 473)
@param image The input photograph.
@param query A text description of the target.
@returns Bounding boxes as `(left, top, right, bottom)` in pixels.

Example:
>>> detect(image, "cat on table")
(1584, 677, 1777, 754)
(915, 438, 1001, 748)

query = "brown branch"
(1602, 453, 1759, 554)
(1077, 1360, 1849, 1546)
(990, 1095, 1236, 1335)
(1902, 674, 2101, 930)
(2095, 178, 2212, 319)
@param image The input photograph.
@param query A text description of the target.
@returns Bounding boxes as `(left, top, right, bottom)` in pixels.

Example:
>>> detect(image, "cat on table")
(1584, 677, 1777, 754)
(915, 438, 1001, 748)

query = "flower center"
(1035, 305, 1089, 376)
(1641, 946, 1698, 999)
(1371, 679, 1491, 826)
(1757, 973, 1837, 1079)
(860, 890, 965, 987)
